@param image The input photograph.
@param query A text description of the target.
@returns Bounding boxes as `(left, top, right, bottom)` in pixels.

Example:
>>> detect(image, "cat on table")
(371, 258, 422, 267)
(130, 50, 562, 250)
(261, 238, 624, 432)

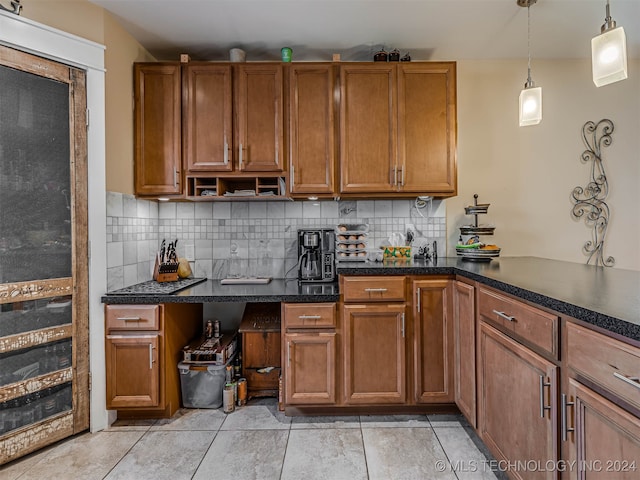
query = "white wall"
(449, 59, 640, 271)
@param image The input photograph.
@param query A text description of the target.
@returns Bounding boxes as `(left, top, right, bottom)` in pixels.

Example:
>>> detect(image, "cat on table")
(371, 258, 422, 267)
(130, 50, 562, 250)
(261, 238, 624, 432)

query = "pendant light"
(592, 0, 627, 87)
(518, 0, 542, 127)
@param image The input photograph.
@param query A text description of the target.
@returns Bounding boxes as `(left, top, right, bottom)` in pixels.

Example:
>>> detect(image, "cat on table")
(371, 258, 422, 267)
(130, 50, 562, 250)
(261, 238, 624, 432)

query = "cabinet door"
(453, 280, 476, 427)
(339, 64, 397, 193)
(106, 334, 160, 408)
(183, 63, 233, 172)
(235, 64, 284, 172)
(479, 323, 558, 480)
(413, 280, 454, 404)
(397, 63, 457, 194)
(243, 331, 281, 369)
(289, 64, 337, 196)
(343, 303, 406, 404)
(566, 378, 640, 480)
(284, 333, 336, 405)
(134, 63, 182, 195)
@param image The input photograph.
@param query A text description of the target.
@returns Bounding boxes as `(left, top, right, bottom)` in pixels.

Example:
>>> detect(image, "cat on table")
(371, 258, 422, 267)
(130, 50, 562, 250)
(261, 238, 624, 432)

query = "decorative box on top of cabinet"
(339, 62, 457, 197)
(105, 303, 202, 418)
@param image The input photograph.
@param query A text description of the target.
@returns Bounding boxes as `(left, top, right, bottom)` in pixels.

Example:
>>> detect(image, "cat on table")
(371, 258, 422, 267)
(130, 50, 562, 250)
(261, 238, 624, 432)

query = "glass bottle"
(256, 239, 271, 279)
(228, 243, 241, 278)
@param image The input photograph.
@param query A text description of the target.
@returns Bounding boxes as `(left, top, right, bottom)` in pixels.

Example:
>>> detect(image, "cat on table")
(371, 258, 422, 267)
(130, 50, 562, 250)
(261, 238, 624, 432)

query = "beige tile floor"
(2, 399, 501, 480)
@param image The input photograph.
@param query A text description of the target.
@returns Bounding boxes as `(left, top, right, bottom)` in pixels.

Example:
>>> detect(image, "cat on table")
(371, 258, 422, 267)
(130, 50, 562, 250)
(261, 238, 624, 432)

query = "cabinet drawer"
(106, 305, 160, 331)
(567, 322, 640, 411)
(478, 287, 558, 358)
(244, 367, 281, 392)
(283, 303, 336, 329)
(342, 276, 406, 302)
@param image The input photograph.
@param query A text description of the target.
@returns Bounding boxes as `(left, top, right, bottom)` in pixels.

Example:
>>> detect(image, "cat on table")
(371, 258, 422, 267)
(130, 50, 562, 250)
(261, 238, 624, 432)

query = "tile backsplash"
(106, 192, 446, 291)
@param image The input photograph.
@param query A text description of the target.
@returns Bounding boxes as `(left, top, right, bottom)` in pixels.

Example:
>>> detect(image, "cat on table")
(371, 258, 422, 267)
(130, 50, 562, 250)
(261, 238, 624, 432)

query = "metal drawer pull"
(298, 315, 322, 320)
(493, 310, 516, 322)
(613, 372, 640, 390)
(416, 288, 421, 313)
(148, 344, 155, 370)
(364, 288, 387, 293)
(116, 316, 142, 321)
(561, 393, 575, 442)
(539, 375, 552, 418)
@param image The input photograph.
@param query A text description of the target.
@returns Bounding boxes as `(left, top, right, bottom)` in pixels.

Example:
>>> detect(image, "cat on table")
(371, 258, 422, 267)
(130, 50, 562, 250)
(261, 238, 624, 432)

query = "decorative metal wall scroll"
(571, 119, 615, 267)
(0, 1, 21, 14)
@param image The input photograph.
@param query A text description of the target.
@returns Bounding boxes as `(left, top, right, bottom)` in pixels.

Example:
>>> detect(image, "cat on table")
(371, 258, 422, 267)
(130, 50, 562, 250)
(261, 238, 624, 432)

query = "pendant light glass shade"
(592, 25, 627, 87)
(519, 85, 542, 126)
(518, 0, 541, 127)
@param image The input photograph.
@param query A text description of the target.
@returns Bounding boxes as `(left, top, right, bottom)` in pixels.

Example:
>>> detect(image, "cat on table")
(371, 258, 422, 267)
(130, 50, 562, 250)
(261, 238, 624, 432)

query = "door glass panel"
(0, 64, 72, 283)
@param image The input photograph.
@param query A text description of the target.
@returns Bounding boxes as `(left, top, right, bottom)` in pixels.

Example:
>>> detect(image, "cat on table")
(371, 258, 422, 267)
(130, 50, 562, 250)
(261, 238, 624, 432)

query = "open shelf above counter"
(186, 174, 289, 201)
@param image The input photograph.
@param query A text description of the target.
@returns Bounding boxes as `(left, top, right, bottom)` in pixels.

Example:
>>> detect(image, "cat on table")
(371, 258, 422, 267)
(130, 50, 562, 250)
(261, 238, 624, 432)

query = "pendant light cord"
(526, 3, 532, 86)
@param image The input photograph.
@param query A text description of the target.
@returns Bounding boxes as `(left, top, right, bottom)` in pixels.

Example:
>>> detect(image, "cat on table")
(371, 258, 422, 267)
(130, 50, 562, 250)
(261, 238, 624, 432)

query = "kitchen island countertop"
(102, 256, 640, 342)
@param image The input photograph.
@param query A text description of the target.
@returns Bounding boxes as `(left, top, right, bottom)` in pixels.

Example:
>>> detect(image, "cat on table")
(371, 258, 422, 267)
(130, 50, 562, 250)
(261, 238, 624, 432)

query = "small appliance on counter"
(297, 228, 336, 283)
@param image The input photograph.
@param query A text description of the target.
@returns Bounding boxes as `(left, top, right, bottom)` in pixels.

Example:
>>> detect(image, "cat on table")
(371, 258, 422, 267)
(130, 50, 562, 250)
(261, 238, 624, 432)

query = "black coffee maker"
(297, 228, 335, 283)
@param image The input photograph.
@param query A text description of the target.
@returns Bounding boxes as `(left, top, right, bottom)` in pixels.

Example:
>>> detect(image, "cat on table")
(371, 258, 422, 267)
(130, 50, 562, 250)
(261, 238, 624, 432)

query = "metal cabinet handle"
(399, 166, 405, 186)
(561, 393, 575, 442)
(287, 341, 291, 366)
(539, 375, 552, 418)
(393, 166, 398, 186)
(298, 315, 321, 320)
(493, 310, 516, 322)
(223, 137, 229, 165)
(291, 165, 295, 189)
(364, 288, 387, 293)
(613, 371, 640, 390)
(174, 169, 179, 187)
(148, 344, 154, 370)
(239, 143, 244, 168)
(416, 288, 421, 313)
(401, 312, 405, 338)
(116, 316, 142, 322)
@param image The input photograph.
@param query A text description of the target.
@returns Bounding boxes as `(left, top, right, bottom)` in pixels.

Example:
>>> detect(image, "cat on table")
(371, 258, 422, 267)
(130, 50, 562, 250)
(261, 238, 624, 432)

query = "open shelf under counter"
(186, 174, 291, 201)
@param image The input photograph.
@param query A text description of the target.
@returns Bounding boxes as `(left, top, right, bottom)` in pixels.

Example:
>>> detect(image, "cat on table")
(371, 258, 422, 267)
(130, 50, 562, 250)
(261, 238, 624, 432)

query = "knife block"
(152, 253, 179, 282)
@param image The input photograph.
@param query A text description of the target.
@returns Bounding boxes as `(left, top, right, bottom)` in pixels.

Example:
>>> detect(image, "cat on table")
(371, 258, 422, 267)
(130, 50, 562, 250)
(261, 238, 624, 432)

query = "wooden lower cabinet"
(453, 279, 476, 427)
(412, 279, 454, 404)
(106, 334, 160, 408)
(343, 303, 407, 404)
(479, 322, 558, 480)
(284, 333, 336, 405)
(565, 378, 640, 479)
(105, 303, 202, 418)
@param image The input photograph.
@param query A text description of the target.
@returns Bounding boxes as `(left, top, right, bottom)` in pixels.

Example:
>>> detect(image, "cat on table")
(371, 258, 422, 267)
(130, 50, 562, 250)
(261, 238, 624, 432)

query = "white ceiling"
(89, 0, 639, 62)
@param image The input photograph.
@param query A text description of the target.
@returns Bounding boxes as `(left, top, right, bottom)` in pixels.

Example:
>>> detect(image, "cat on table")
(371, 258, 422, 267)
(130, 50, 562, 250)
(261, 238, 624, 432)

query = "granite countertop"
(102, 256, 640, 342)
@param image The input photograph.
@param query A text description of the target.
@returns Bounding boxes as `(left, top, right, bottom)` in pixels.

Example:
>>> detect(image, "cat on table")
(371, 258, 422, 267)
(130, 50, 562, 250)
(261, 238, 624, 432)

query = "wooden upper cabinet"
(182, 63, 233, 172)
(339, 62, 457, 196)
(235, 64, 284, 172)
(340, 64, 397, 193)
(289, 64, 337, 196)
(397, 63, 457, 195)
(134, 63, 182, 196)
